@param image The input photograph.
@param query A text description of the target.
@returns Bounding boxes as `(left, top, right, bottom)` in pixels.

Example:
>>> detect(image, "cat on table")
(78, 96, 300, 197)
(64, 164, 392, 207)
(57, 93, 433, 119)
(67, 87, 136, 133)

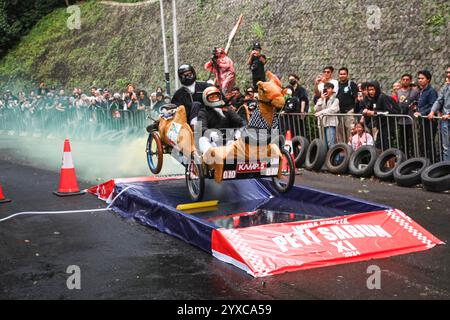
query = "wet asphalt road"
(0, 137, 449, 300)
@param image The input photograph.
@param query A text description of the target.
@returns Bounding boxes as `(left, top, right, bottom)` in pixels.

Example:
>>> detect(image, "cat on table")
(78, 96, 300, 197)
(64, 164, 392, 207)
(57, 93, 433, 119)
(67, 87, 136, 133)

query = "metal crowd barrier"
(279, 113, 323, 143)
(279, 112, 446, 164)
(414, 115, 446, 164)
(0, 107, 151, 143)
(1, 107, 446, 163)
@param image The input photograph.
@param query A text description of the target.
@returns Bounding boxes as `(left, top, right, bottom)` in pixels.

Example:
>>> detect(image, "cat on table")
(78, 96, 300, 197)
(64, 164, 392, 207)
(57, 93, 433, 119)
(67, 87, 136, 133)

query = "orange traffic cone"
(0, 182, 12, 203)
(233, 216, 240, 228)
(53, 139, 85, 197)
(282, 130, 296, 172)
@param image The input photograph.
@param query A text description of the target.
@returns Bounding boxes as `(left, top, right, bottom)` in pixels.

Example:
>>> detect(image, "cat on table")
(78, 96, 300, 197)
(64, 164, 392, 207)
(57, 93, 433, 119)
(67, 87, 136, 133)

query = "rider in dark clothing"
(197, 86, 243, 134)
(171, 64, 211, 125)
(197, 86, 243, 154)
(197, 105, 243, 135)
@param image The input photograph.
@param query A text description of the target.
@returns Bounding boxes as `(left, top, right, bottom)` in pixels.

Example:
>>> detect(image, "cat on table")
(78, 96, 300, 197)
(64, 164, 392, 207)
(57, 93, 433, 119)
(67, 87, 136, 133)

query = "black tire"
(349, 145, 379, 177)
(374, 148, 406, 181)
(325, 143, 353, 174)
(394, 157, 431, 187)
(292, 136, 310, 168)
(185, 155, 205, 201)
(304, 139, 327, 171)
(420, 161, 450, 193)
(272, 148, 295, 193)
(146, 132, 163, 174)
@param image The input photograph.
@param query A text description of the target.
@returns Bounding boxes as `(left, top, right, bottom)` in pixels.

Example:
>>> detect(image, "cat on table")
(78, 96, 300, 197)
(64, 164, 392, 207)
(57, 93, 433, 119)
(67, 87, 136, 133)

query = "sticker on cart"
(237, 162, 267, 173)
(261, 166, 279, 176)
(223, 170, 237, 179)
(167, 122, 182, 145)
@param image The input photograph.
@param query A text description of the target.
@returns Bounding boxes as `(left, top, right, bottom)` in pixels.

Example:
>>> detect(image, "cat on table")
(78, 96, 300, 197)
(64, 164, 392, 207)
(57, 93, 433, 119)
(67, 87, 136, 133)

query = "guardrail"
(0, 107, 151, 143)
(279, 112, 446, 163)
(1, 107, 447, 163)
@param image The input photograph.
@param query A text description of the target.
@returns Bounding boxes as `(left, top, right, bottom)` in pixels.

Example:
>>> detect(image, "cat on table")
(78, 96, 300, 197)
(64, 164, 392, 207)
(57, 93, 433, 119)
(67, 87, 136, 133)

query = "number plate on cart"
(221, 157, 280, 179)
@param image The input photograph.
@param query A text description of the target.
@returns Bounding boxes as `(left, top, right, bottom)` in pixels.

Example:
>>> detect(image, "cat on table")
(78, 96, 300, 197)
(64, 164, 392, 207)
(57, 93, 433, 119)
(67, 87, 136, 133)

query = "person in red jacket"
(204, 47, 236, 96)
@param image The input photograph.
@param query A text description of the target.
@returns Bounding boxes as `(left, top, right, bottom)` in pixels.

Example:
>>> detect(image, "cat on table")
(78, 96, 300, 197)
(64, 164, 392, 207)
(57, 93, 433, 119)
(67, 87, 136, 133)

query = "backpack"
(385, 95, 402, 114)
(284, 96, 300, 113)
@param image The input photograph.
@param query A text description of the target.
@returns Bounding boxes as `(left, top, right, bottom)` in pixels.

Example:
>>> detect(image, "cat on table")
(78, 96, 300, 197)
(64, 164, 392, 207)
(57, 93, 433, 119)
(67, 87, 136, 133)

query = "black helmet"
(178, 64, 196, 86)
(252, 42, 262, 50)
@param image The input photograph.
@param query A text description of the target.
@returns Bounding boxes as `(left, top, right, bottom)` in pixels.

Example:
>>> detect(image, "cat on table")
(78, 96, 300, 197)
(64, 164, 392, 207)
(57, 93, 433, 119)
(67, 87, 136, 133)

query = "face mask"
(181, 74, 196, 86)
(289, 79, 297, 86)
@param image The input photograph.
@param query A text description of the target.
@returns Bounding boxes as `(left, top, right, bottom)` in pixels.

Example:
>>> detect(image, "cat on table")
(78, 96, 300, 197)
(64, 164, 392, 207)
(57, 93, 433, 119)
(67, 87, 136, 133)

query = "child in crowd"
(349, 122, 374, 151)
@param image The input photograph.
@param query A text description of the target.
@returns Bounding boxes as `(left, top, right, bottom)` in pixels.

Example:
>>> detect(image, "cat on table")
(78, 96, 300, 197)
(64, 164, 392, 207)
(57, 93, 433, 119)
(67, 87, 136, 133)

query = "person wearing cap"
(150, 92, 157, 107)
(110, 93, 124, 118)
(247, 42, 267, 90)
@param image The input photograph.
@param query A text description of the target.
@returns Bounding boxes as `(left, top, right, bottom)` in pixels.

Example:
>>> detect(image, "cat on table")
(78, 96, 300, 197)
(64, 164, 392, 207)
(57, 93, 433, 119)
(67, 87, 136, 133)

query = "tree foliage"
(0, 0, 75, 58)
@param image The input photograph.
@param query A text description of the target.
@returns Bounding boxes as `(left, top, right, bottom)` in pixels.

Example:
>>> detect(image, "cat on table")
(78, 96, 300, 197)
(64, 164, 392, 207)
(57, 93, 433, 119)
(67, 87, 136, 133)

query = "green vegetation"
(0, 2, 97, 80)
(0, 0, 447, 94)
(425, 1, 449, 35)
(0, 0, 75, 59)
(196, 0, 207, 10)
(252, 22, 265, 39)
(0, 1, 123, 89)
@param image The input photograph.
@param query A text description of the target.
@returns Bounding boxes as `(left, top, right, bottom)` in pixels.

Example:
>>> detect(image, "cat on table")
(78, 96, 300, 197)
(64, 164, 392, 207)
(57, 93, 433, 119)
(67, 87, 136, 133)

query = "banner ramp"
(88, 177, 443, 277)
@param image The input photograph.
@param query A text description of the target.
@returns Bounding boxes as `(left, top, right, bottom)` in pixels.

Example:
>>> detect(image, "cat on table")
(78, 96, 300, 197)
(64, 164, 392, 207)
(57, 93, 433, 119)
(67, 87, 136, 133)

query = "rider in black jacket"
(171, 64, 211, 125)
(197, 86, 243, 154)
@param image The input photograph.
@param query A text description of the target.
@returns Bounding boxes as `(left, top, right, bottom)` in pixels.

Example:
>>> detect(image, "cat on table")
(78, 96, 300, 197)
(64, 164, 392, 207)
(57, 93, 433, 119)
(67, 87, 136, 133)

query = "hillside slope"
(0, 0, 448, 92)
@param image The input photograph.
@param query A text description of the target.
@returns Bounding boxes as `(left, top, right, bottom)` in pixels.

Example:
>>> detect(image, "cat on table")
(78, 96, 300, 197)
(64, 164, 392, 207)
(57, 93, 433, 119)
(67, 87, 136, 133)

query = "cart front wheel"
(146, 131, 163, 174)
(185, 156, 205, 201)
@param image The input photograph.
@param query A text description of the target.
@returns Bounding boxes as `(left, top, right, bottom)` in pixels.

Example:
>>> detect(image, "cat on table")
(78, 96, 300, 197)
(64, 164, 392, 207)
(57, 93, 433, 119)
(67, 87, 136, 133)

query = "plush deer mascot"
(158, 105, 195, 160)
(203, 71, 288, 182)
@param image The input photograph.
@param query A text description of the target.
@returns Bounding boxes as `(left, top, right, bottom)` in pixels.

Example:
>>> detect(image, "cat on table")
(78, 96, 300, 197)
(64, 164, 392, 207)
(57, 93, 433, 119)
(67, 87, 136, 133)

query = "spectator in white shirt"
(314, 66, 339, 103)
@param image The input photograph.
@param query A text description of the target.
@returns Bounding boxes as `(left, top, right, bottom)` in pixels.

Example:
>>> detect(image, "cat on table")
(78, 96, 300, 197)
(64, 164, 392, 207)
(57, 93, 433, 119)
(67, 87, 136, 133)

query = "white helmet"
(202, 86, 223, 108)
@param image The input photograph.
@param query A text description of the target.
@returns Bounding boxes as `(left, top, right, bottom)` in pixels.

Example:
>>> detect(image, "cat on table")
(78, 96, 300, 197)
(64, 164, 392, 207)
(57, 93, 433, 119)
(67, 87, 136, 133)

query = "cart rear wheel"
(271, 148, 295, 193)
(185, 156, 205, 201)
(146, 131, 163, 174)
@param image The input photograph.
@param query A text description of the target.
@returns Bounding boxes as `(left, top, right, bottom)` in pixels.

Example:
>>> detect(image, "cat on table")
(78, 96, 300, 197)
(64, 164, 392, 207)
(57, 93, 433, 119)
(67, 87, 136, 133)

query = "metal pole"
(172, 0, 179, 90)
(159, 0, 170, 96)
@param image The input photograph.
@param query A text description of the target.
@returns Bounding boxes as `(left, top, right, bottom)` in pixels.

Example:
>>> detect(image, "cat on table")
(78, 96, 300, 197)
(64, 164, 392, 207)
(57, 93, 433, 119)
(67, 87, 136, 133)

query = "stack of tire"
(394, 159, 450, 192)
(290, 135, 450, 193)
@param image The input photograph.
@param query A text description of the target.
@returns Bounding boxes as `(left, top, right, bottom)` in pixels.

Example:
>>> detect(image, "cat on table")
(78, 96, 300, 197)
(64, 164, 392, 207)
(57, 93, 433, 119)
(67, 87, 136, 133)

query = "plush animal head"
(256, 71, 289, 126)
(257, 71, 288, 110)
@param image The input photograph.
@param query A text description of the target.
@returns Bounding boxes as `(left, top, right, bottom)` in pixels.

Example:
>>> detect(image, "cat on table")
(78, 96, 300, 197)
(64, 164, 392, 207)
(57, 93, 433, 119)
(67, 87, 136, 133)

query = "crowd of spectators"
(0, 81, 171, 121)
(1, 42, 449, 161)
